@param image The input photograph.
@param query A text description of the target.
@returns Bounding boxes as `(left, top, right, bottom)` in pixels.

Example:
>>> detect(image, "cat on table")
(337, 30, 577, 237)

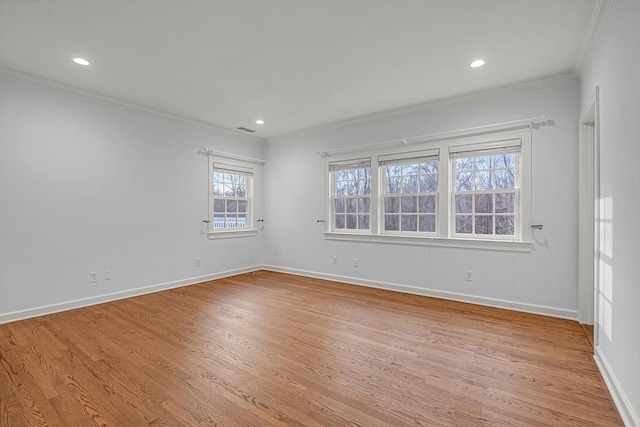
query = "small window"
(208, 159, 255, 238)
(330, 159, 371, 231)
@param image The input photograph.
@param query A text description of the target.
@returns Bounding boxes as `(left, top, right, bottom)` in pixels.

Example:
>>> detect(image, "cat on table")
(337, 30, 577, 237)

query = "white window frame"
(208, 157, 258, 239)
(449, 139, 522, 240)
(379, 149, 440, 236)
(329, 158, 373, 233)
(324, 129, 532, 251)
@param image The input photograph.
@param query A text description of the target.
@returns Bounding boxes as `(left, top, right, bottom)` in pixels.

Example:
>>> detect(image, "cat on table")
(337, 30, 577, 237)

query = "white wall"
(580, 1, 640, 424)
(263, 80, 580, 318)
(0, 76, 265, 320)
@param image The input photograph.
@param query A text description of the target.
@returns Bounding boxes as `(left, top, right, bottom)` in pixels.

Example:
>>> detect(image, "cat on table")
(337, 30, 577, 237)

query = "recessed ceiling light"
(255, 119, 265, 125)
(470, 59, 485, 68)
(72, 57, 90, 66)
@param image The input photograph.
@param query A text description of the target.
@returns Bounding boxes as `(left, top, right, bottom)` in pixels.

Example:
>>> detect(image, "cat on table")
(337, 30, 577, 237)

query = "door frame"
(577, 86, 600, 345)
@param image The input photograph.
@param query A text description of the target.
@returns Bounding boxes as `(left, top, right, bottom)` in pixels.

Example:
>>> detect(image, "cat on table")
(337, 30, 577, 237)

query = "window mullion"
(370, 160, 379, 235)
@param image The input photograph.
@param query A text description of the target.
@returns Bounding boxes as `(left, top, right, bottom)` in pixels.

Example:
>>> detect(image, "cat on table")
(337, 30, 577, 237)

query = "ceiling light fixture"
(72, 57, 90, 66)
(255, 119, 265, 125)
(470, 59, 485, 68)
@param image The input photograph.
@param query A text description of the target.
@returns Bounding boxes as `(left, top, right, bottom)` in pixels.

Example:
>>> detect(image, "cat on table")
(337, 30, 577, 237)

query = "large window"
(325, 130, 532, 250)
(208, 159, 256, 238)
(380, 150, 439, 233)
(451, 144, 520, 239)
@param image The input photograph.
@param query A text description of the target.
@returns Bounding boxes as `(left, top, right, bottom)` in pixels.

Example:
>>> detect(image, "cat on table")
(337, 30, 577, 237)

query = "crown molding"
(269, 73, 577, 142)
(0, 66, 265, 144)
(572, 0, 614, 78)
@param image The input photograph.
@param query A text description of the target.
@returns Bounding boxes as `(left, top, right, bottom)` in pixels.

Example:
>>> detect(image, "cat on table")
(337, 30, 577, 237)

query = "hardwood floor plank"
(0, 270, 623, 426)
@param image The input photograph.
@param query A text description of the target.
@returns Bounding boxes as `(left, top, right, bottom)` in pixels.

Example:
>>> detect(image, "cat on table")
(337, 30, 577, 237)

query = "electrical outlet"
(195, 258, 201, 267)
(465, 271, 473, 282)
(332, 256, 337, 265)
(90, 272, 98, 283)
(352, 258, 358, 267)
(104, 270, 112, 280)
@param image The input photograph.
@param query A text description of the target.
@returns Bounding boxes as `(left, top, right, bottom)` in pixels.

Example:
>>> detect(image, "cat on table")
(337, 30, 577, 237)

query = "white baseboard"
(594, 346, 639, 427)
(0, 263, 578, 323)
(0, 265, 262, 325)
(261, 265, 578, 320)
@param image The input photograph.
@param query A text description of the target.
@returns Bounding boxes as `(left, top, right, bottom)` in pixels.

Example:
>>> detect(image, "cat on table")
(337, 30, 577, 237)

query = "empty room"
(1, 0, 638, 426)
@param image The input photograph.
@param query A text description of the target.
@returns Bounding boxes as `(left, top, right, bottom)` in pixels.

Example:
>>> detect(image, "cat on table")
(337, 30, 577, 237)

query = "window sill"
(323, 231, 532, 252)
(208, 229, 258, 240)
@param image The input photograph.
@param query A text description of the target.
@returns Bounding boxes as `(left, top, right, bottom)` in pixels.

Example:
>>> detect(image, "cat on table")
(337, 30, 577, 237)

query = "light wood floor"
(0, 271, 622, 426)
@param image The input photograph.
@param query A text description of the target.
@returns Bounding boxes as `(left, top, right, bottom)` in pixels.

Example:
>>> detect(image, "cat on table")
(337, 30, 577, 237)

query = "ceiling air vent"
(237, 127, 256, 133)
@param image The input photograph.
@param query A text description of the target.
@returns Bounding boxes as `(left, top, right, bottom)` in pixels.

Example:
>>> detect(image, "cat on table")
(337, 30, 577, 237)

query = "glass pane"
(495, 169, 516, 189)
(475, 171, 493, 190)
(475, 194, 493, 214)
(456, 172, 473, 191)
(475, 156, 492, 170)
(335, 215, 345, 229)
(401, 215, 417, 231)
(346, 198, 357, 213)
(419, 215, 436, 232)
(384, 197, 399, 213)
(386, 165, 401, 177)
(420, 162, 437, 175)
(226, 216, 237, 228)
(213, 199, 225, 213)
(386, 177, 401, 194)
(346, 170, 358, 180)
(335, 170, 347, 181)
(346, 215, 358, 229)
(347, 180, 358, 196)
(359, 179, 371, 195)
(401, 196, 417, 213)
(418, 195, 436, 213)
(213, 183, 223, 197)
(236, 185, 246, 198)
(226, 200, 237, 212)
(420, 174, 438, 192)
(223, 184, 235, 197)
(475, 215, 493, 234)
(401, 176, 418, 193)
(359, 168, 371, 180)
(358, 215, 370, 230)
(456, 158, 473, 172)
(237, 215, 247, 228)
(213, 172, 223, 183)
(237, 200, 247, 213)
(494, 153, 516, 168)
(455, 194, 472, 213)
(495, 193, 515, 213)
(213, 214, 225, 229)
(336, 180, 347, 196)
(403, 164, 418, 176)
(385, 215, 399, 231)
(455, 215, 472, 233)
(358, 197, 370, 214)
(334, 199, 346, 214)
(496, 215, 515, 235)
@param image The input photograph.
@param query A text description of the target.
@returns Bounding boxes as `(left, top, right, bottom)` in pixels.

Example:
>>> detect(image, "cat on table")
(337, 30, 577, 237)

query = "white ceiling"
(0, 0, 596, 139)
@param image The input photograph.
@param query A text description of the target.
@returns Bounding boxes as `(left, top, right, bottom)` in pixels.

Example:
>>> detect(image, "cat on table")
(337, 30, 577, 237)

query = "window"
(330, 159, 371, 231)
(450, 143, 520, 239)
(380, 150, 439, 233)
(324, 130, 532, 250)
(208, 159, 256, 238)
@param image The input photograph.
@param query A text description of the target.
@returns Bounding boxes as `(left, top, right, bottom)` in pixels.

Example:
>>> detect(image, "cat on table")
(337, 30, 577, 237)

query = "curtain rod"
(315, 115, 550, 158)
(198, 148, 266, 166)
